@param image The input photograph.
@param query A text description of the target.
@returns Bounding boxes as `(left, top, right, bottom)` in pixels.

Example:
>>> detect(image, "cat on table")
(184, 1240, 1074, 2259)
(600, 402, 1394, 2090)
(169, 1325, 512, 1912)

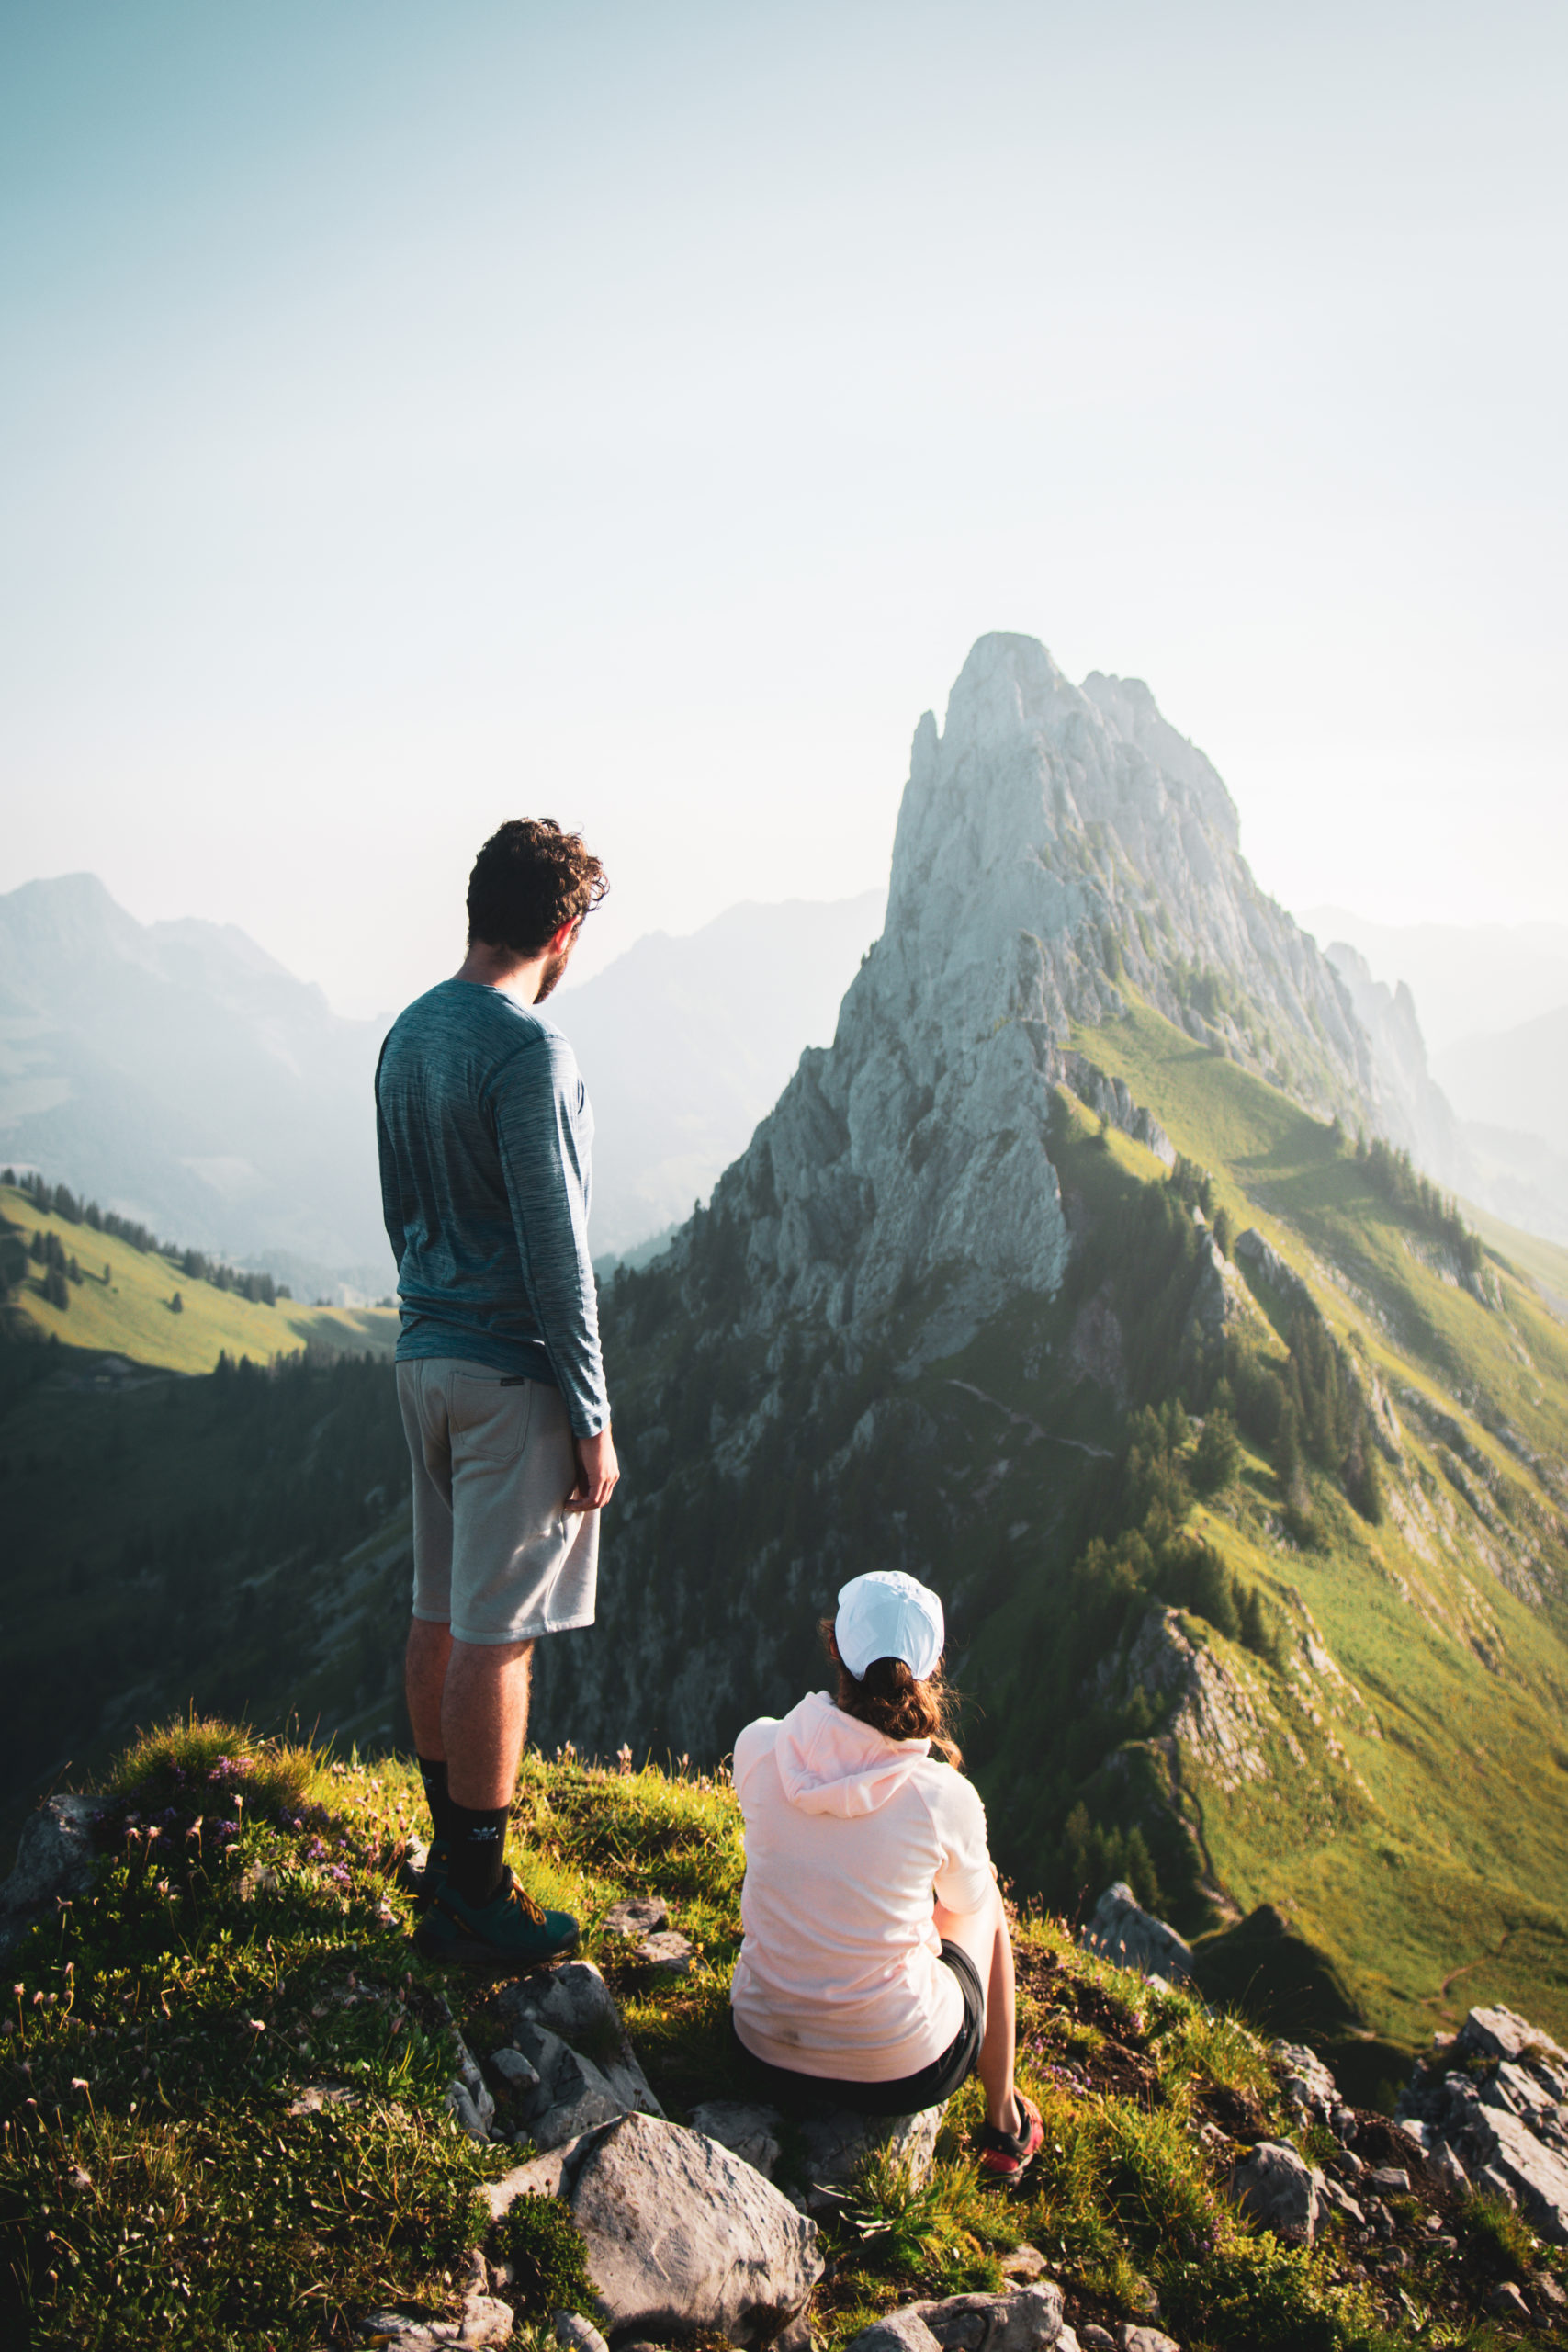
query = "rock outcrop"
(1079, 1883, 1194, 1983)
(1228, 2140, 1325, 2245)
(1399, 2003, 1568, 2241)
(675, 634, 1401, 1356)
(0, 1794, 100, 1952)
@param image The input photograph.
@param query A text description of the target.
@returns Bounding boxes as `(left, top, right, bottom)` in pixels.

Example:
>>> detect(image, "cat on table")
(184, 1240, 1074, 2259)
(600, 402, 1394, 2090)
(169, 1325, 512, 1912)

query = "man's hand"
(566, 1427, 619, 1513)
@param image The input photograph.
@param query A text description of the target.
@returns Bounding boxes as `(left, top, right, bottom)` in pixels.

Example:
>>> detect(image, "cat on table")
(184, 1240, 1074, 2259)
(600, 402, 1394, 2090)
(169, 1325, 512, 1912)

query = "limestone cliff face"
(678, 633, 1399, 1351)
(1325, 940, 1468, 1190)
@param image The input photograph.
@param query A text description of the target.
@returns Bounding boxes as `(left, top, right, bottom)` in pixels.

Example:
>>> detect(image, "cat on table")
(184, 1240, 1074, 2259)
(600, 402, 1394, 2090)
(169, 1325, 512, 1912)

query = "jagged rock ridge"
(676, 633, 1413, 1357)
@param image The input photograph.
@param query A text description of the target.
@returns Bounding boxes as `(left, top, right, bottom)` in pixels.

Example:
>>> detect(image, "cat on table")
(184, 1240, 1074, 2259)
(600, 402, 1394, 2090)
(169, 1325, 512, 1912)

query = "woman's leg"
(932, 1877, 1021, 2134)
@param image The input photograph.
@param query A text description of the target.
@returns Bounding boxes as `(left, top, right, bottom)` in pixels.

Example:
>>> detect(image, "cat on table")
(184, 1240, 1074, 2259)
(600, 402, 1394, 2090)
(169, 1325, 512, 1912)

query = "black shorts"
(730, 1940, 986, 2117)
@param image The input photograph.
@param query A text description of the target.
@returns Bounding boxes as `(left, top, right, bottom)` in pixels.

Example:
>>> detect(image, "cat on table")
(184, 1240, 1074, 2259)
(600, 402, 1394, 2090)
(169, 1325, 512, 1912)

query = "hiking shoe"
(977, 2091, 1045, 2181)
(395, 1836, 449, 1910)
(413, 1866, 580, 1968)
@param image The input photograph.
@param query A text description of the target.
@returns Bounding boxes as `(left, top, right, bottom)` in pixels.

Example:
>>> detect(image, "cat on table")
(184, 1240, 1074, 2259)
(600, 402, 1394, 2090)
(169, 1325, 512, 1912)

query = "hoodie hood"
(773, 1690, 931, 1817)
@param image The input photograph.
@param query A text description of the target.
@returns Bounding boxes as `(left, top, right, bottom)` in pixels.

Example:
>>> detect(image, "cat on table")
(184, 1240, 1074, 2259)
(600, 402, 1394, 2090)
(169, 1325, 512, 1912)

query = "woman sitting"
(728, 1569, 1043, 2180)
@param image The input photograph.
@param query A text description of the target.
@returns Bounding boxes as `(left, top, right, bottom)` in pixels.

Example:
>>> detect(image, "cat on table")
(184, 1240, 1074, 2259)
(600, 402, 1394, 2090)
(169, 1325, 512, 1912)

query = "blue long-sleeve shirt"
(375, 979, 609, 1437)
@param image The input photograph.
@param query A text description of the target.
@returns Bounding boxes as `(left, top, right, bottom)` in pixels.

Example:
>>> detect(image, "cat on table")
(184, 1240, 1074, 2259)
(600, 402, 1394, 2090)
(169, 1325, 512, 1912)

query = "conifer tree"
(1190, 1409, 1241, 1498)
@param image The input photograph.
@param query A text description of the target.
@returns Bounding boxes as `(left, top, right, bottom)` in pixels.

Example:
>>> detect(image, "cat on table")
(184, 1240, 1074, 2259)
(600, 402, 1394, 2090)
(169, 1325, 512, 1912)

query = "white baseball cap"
(834, 1571, 945, 1683)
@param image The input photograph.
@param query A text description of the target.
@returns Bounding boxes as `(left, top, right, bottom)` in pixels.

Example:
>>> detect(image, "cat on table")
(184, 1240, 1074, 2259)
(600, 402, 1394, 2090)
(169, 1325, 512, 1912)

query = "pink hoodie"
(729, 1691, 993, 2081)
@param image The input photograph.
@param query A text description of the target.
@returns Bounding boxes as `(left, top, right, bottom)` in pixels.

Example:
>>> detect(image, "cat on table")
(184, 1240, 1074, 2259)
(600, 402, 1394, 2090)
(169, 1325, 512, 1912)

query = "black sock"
(446, 1801, 510, 1905)
(417, 1756, 456, 1846)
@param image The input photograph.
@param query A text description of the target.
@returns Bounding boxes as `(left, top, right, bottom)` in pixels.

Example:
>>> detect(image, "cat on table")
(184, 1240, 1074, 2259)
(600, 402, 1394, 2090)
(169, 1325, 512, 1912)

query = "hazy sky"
(3, 0, 1564, 1014)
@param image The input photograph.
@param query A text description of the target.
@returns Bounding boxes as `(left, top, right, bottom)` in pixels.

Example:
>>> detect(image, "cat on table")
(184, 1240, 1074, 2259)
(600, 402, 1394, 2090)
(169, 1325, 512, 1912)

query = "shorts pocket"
(447, 1373, 532, 1464)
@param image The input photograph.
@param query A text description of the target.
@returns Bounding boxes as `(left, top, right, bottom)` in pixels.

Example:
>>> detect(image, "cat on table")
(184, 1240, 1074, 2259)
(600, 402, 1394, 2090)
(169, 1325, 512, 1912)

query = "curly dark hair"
(818, 1616, 963, 1768)
(467, 820, 608, 956)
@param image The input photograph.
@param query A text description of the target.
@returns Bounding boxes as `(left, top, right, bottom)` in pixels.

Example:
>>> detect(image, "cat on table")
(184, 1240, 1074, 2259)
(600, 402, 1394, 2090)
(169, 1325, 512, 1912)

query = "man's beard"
(534, 942, 573, 1001)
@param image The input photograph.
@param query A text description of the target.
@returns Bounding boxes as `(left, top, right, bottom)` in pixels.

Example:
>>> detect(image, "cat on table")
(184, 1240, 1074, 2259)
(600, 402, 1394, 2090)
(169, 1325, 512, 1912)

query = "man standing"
(376, 818, 617, 1964)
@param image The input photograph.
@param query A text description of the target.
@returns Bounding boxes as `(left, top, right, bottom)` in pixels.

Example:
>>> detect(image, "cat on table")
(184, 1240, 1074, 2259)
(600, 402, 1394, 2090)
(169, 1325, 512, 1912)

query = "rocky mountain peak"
(694, 632, 1397, 1350)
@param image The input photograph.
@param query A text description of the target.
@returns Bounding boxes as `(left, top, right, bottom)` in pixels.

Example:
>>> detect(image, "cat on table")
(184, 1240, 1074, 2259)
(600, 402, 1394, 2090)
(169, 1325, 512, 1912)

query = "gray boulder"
(489, 2114, 820, 2347)
(1429, 2141, 1469, 2192)
(0, 1795, 101, 1949)
(798, 2105, 942, 2207)
(507, 2020, 625, 2151)
(690, 2098, 785, 2180)
(845, 2320, 942, 2352)
(1444, 2097, 1568, 2241)
(446, 2036, 497, 2143)
(1115, 2332, 1181, 2352)
(1319, 2177, 1364, 2227)
(565, 2111, 821, 2347)
(1458, 2005, 1568, 2072)
(1078, 1883, 1194, 1984)
(906, 2283, 1068, 2350)
(1481, 2058, 1568, 2147)
(1271, 2040, 1338, 2117)
(491, 2046, 543, 2095)
(498, 1962, 664, 2120)
(1229, 2141, 1324, 2245)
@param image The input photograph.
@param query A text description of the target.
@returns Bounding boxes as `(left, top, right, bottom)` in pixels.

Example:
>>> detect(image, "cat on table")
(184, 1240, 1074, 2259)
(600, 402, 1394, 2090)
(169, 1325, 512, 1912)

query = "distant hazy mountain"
(1303, 906, 1568, 1246)
(0, 875, 390, 1297)
(0, 873, 886, 1290)
(1435, 1004, 1568, 1157)
(553, 892, 886, 1260)
(1300, 907, 1568, 1057)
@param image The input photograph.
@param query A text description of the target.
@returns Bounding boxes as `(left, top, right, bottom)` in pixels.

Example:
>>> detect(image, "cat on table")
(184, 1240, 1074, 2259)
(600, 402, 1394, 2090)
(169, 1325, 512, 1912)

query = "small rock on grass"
(491, 2046, 542, 2094)
(1115, 2331, 1181, 2352)
(553, 2314, 611, 2352)
(1487, 2280, 1530, 2322)
(844, 2317, 942, 2352)
(633, 1928, 694, 1973)
(1228, 2140, 1323, 2245)
(998, 2246, 1048, 2281)
(1078, 2331, 1116, 2352)
(604, 1896, 669, 1937)
(287, 2082, 360, 2117)
(1366, 2165, 1409, 2194)
(361, 2291, 515, 2347)
(908, 2282, 1067, 2350)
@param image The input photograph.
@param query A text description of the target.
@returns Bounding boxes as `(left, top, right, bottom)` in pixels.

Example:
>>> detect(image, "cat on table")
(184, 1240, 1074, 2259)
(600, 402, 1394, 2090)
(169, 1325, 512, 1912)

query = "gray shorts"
(396, 1357, 599, 1646)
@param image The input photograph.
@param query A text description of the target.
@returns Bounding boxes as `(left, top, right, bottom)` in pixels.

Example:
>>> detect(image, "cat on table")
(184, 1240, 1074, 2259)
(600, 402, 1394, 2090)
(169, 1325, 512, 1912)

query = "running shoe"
(977, 2091, 1045, 2181)
(414, 1865, 581, 1968)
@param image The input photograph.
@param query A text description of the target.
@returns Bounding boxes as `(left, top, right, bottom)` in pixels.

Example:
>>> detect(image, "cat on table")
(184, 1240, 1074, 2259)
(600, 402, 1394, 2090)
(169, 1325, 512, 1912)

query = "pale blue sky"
(3, 0, 1563, 1013)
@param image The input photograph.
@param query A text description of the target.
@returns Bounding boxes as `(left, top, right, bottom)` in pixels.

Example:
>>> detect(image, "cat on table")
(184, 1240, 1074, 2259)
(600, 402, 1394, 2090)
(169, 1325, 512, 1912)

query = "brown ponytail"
(818, 1616, 963, 1768)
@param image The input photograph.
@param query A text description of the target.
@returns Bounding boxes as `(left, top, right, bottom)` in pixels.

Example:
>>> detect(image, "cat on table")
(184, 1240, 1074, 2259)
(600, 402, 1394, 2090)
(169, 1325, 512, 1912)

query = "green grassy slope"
(1032, 998, 1568, 2057)
(0, 1345, 415, 1856)
(0, 1181, 397, 1371)
(3, 1717, 1541, 2352)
